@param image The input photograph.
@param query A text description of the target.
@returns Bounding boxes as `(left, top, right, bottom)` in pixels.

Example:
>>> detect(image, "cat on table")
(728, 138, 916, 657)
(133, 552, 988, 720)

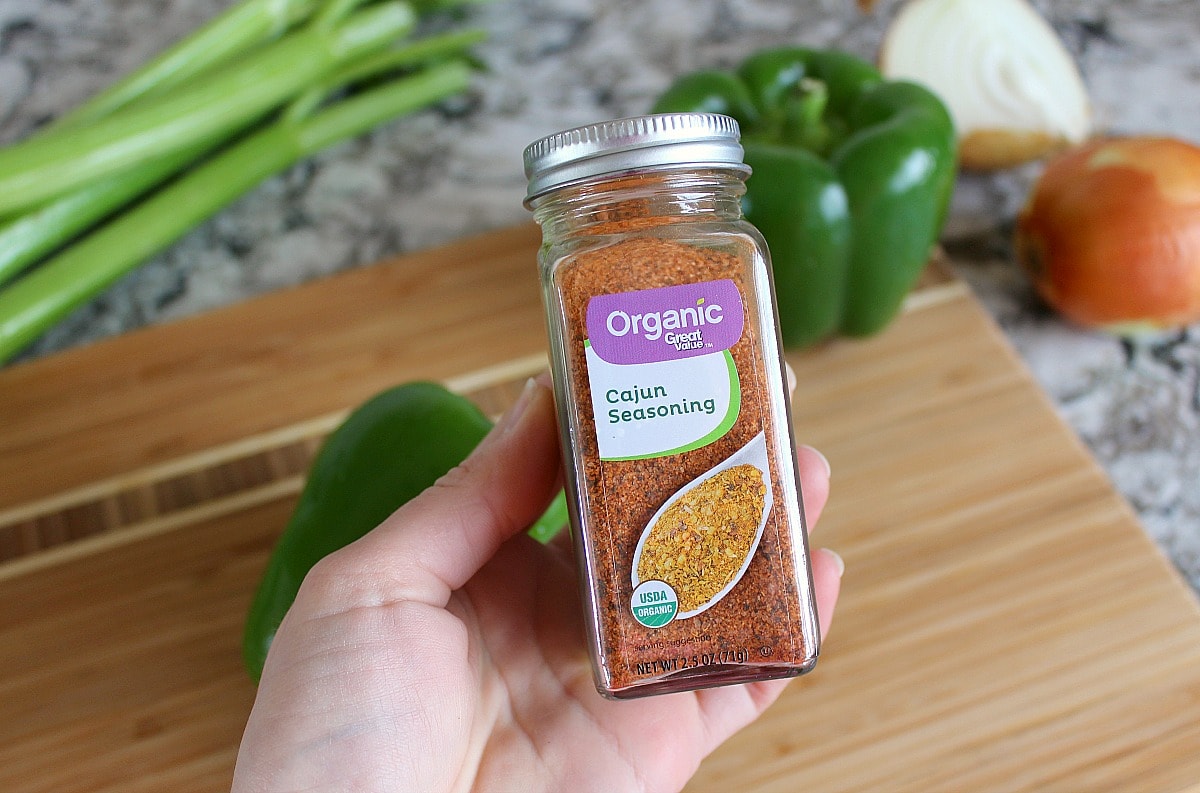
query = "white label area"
(585, 343, 740, 460)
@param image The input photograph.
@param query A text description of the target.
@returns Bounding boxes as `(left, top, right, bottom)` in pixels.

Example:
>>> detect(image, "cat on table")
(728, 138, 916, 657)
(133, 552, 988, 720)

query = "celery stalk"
(0, 2, 415, 217)
(316, 28, 487, 92)
(0, 146, 206, 289)
(285, 28, 487, 122)
(0, 27, 484, 288)
(55, 0, 485, 125)
(0, 61, 473, 363)
(57, 0, 323, 127)
(0, 0, 323, 285)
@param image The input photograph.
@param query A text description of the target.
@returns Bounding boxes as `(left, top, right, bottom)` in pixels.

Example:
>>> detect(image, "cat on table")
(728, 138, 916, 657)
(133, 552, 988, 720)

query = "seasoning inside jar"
(523, 113, 821, 699)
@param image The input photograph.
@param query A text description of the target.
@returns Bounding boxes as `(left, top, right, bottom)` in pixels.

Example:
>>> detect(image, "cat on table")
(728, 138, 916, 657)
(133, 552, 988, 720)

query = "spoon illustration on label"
(631, 432, 773, 623)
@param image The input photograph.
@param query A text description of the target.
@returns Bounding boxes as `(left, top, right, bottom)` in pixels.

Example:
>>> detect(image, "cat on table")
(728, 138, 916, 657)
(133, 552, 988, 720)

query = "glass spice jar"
(523, 113, 821, 699)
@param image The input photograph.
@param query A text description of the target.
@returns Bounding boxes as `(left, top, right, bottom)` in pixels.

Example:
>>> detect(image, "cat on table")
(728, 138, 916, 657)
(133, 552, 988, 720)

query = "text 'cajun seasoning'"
(524, 114, 821, 699)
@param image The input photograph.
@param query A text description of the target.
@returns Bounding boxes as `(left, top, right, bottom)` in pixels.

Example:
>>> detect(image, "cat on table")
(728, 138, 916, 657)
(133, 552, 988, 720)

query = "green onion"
(0, 2, 415, 217)
(0, 60, 473, 363)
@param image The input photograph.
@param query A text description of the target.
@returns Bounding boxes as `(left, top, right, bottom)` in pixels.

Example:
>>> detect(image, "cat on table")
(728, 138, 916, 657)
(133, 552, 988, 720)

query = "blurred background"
(1, 0, 1197, 592)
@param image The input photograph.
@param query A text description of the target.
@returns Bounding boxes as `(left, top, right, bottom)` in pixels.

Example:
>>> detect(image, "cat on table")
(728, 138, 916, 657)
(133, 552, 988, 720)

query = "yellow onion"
(1014, 137, 1200, 334)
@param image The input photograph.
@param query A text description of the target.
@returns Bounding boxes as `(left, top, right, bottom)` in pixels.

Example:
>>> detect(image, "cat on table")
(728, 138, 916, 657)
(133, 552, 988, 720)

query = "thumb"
(339, 376, 562, 606)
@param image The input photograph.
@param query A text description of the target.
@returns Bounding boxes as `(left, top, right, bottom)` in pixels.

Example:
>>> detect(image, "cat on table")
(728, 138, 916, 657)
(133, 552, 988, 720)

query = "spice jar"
(523, 113, 821, 699)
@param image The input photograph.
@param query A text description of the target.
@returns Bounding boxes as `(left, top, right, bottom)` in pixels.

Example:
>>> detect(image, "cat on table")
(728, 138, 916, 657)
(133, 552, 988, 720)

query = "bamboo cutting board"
(1, 224, 1199, 792)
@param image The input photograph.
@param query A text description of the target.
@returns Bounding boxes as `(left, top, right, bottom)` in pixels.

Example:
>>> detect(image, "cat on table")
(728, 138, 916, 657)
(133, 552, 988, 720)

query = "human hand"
(233, 374, 842, 792)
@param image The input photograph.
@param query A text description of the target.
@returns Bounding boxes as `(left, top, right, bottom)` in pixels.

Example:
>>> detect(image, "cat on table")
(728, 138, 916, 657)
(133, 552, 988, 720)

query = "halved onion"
(880, 0, 1091, 170)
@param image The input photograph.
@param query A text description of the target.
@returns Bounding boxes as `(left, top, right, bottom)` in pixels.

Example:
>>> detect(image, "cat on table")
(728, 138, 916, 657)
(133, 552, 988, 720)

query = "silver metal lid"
(522, 113, 746, 205)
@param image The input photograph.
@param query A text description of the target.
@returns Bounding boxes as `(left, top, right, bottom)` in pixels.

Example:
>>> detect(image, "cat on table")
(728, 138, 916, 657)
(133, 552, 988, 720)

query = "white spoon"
(631, 431, 773, 620)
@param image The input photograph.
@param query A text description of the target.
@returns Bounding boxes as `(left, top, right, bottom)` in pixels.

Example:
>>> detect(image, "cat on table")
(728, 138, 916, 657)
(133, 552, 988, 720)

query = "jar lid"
(522, 113, 747, 205)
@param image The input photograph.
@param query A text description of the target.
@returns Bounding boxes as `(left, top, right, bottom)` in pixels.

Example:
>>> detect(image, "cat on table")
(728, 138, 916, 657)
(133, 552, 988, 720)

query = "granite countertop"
(1, 0, 1197, 591)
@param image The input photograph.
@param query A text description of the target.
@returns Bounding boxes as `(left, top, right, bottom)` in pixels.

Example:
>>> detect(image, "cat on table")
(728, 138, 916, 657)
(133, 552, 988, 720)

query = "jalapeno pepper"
(653, 48, 957, 346)
(242, 382, 568, 681)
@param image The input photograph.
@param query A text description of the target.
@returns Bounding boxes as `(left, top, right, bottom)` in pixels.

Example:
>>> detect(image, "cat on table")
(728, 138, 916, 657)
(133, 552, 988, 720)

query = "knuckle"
(431, 461, 512, 537)
(295, 550, 355, 606)
(431, 454, 488, 493)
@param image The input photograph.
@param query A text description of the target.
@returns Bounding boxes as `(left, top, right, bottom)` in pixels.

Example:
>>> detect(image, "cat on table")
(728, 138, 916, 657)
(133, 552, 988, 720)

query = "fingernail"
(821, 548, 845, 578)
(785, 361, 796, 394)
(801, 444, 831, 479)
(496, 377, 540, 435)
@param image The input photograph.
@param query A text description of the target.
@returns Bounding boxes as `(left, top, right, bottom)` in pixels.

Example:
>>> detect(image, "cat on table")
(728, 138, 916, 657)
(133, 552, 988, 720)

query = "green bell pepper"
(242, 381, 568, 681)
(653, 48, 957, 346)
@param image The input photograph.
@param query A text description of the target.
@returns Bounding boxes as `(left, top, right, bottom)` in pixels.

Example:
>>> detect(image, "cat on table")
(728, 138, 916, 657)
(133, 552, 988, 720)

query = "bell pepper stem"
(784, 78, 833, 155)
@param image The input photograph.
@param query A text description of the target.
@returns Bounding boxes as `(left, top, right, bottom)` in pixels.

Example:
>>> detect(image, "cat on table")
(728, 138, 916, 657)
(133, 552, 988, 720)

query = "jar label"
(584, 279, 743, 461)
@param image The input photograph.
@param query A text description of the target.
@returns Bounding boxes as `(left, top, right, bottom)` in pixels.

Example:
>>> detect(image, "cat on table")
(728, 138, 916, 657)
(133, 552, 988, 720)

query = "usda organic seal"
(631, 579, 678, 628)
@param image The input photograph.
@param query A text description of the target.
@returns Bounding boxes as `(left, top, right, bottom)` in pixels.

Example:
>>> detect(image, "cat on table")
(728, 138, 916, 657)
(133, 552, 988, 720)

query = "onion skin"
(1014, 137, 1200, 333)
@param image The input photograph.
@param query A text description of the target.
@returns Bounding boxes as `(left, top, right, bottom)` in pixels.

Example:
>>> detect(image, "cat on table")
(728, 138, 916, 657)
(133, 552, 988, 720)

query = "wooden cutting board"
(2, 223, 1199, 792)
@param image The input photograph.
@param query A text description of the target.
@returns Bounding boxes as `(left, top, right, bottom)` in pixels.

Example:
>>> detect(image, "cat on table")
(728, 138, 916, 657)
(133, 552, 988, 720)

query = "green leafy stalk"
(56, 0, 323, 127)
(0, 2, 415, 217)
(0, 60, 473, 363)
(0, 27, 485, 289)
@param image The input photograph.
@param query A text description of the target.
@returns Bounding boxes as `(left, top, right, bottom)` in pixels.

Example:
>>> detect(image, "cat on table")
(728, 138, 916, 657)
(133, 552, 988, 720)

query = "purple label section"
(586, 279, 745, 365)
